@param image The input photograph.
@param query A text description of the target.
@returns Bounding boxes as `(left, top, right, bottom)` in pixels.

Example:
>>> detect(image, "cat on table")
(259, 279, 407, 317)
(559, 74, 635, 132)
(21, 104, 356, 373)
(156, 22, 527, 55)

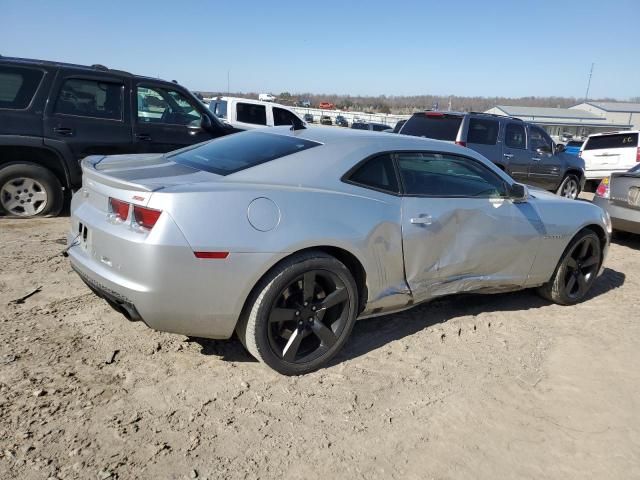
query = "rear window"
(467, 118, 499, 145)
(170, 131, 320, 176)
(400, 114, 462, 140)
(566, 140, 583, 147)
(584, 133, 638, 150)
(0, 66, 44, 109)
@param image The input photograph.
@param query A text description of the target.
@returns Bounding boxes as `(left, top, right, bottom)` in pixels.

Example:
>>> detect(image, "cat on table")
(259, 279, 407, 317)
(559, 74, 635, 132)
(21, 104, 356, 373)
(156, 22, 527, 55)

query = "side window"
(347, 154, 399, 194)
(0, 66, 44, 109)
(136, 86, 201, 126)
(54, 78, 123, 120)
(504, 123, 526, 149)
(529, 126, 552, 152)
(273, 107, 299, 126)
(398, 153, 506, 198)
(467, 118, 499, 145)
(210, 99, 227, 119)
(236, 103, 267, 125)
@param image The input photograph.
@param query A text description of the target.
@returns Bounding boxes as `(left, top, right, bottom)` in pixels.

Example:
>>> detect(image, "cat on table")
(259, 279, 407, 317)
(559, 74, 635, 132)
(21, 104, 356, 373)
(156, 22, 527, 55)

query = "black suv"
(399, 111, 586, 199)
(0, 57, 232, 217)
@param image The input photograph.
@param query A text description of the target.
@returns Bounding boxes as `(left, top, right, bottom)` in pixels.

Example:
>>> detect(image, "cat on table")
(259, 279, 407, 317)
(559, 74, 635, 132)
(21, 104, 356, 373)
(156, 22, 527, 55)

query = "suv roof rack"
(468, 111, 523, 121)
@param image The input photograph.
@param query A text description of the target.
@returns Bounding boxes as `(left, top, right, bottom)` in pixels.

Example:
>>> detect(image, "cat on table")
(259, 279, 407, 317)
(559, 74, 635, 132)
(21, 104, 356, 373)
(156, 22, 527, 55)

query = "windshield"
(170, 131, 320, 176)
(400, 114, 462, 140)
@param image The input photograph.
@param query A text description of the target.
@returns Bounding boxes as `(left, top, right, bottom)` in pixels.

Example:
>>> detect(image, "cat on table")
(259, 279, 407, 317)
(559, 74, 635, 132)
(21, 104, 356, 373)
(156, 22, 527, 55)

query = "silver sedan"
(68, 127, 611, 375)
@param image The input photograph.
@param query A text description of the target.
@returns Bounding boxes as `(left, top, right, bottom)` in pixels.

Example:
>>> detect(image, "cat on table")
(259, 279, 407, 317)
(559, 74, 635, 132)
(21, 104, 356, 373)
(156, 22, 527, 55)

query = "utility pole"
(584, 63, 594, 101)
(227, 70, 230, 96)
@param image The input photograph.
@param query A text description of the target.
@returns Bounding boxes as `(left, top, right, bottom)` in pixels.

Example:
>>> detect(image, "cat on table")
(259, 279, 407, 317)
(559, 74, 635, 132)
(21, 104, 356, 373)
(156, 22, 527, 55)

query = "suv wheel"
(557, 174, 580, 199)
(0, 163, 64, 218)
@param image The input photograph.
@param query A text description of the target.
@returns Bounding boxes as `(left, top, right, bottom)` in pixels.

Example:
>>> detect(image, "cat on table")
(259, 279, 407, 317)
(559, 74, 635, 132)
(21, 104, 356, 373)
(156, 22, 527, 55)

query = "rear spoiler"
(81, 157, 158, 192)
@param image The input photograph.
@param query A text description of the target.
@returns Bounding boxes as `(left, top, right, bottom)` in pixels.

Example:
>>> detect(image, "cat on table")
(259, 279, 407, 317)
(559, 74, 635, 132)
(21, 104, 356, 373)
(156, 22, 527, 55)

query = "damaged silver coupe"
(68, 127, 611, 374)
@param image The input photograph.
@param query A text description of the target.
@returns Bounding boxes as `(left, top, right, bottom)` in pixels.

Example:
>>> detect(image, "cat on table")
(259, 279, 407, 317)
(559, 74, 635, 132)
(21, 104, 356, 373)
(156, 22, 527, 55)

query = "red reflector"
(425, 112, 444, 117)
(636, 147, 640, 162)
(133, 205, 161, 229)
(456, 140, 467, 147)
(109, 198, 129, 220)
(194, 251, 229, 259)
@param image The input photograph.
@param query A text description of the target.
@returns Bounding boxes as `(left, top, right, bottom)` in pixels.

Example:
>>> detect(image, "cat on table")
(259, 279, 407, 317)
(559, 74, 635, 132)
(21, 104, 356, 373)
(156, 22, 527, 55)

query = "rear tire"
(236, 251, 358, 375)
(556, 174, 581, 199)
(537, 229, 602, 305)
(0, 162, 63, 218)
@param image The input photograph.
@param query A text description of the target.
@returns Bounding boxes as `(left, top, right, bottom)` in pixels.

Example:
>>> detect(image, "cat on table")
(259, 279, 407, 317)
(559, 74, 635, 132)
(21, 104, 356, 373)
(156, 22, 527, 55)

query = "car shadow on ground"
(189, 267, 625, 367)
(612, 232, 640, 249)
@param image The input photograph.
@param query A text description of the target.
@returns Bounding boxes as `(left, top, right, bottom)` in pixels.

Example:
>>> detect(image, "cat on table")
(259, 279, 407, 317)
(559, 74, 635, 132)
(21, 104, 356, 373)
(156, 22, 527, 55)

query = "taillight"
(595, 177, 610, 199)
(577, 151, 582, 158)
(456, 140, 467, 147)
(133, 205, 162, 230)
(109, 198, 130, 221)
(425, 112, 444, 117)
(636, 147, 640, 162)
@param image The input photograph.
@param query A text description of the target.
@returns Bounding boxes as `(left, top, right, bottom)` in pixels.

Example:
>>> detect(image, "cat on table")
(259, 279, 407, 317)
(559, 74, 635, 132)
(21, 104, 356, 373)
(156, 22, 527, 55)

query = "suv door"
(397, 152, 540, 302)
(501, 121, 530, 183)
(528, 125, 562, 190)
(43, 70, 133, 160)
(133, 83, 213, 153)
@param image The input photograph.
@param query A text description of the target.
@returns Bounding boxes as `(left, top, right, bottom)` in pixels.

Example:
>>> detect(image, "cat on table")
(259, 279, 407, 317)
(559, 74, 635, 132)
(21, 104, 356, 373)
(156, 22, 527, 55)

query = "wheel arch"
(0, 145, 72, 189)
(236, 245, 368, 332)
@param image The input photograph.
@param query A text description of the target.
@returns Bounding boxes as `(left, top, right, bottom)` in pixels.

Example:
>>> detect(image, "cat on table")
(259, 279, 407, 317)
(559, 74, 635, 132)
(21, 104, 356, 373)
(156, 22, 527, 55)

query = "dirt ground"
(0, 216, 639, 480)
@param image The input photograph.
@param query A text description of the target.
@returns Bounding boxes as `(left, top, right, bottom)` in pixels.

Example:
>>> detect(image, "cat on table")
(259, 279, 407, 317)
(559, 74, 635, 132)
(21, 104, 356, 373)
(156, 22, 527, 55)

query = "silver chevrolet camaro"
(68, 126, 611, 375)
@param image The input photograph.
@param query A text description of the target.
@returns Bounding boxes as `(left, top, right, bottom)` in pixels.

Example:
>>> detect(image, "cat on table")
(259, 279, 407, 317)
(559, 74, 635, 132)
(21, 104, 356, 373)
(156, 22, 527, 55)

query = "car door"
(233, 102, 268, 130)
(528, 125, 562, 190)
(133, 83, 213, 153)
(397, 152, 541, 303)
(43, 70, 133, 160)
(501, 121, 530, 183)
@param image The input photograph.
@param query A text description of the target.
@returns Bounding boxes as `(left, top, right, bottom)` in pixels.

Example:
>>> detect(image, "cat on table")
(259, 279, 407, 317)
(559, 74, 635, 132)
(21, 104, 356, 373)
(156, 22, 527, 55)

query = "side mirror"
(535, 145, 552, 155)
(555, 143, 565, 153)
(200, 114, 213, 131)
(509, 183, 528, 202)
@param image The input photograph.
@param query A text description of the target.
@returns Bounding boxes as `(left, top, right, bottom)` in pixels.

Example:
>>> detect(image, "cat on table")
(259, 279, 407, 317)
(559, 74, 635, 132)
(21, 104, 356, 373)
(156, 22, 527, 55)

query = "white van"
(258, 93, 276, 102)
(580, 130, 639, 181)
(208, 97, 304, 131)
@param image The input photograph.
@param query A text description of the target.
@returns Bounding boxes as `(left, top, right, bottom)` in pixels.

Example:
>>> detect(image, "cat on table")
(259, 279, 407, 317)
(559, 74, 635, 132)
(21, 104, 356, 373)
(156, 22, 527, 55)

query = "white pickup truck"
(208, 97, 304, 130)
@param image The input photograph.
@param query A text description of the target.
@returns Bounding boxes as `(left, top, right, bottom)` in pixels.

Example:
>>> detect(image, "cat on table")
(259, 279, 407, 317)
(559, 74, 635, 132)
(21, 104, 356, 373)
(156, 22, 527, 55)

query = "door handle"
(53, 127, 74, 136)
(503, 153, 514, 159)
(188, 126, 203, 136)
(135, 133, 152, 141)
(410, 215, 432, 225)
(531, 157, 542, 161)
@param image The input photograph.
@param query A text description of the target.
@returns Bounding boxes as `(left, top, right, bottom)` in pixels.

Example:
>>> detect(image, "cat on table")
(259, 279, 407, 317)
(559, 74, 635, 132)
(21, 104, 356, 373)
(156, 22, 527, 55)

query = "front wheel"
(537, 229, 602, 305)
(557, 174, 581, 199)
(0, 162, 64, 218)
(237, 251, 358, 375)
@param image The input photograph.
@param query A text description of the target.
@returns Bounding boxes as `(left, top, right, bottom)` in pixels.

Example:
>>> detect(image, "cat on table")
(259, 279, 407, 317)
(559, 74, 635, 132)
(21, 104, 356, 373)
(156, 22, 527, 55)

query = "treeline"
(197, 90, 624, 115)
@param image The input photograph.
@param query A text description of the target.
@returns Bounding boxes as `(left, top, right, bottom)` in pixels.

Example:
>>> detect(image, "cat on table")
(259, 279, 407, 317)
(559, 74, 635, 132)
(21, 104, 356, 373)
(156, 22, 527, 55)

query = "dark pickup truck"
(0, 56, 233, 217)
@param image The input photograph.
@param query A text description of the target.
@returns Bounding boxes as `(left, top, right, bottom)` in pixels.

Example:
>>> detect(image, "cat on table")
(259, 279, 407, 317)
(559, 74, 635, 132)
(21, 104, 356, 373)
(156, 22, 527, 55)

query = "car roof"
(587, 130, 640, 137)
(0, 56, 180, 86)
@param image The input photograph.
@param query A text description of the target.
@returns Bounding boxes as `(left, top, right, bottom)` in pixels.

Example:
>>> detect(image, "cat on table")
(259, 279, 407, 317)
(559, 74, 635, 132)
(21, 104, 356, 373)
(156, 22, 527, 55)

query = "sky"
(2, 0, 638, 99)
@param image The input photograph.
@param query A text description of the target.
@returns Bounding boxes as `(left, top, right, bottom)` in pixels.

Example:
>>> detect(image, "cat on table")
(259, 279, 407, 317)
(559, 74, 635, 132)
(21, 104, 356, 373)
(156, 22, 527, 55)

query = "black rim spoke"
(566, 274, 577, 294)
(269, 307, 298, 323)
(311, 321, 338, 347)
(319, 287, 348, 310)
(577, 274, 589, 296)
(302, 272, 316, 303)
(566, 257, 578, 269)
(579, 238, 591, 259)
(582, 255, 599, 268)
(282, 329, 304, 361)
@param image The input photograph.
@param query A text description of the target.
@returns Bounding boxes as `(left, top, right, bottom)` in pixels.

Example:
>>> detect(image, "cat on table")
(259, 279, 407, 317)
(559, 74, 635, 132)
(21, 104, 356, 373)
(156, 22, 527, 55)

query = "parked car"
(320, 115, 332, 125)
(351, 122, 391, 132)
(297, 99, 311, 108)
(68, 127, 609, 375)
(258, 93, 276, 102)
(303, 113, 314, 123)
(579, 130, 639, 184)
(319, 102, 335, 110)
(209, 97, 304, 130)
(399, 111, 586, 199)
(564, 140, 584, 156)
(335, 115, 349, 127)
(392, 119, 407, 133)
(0, 56, 231, 218)
(593, 163, 640, 234)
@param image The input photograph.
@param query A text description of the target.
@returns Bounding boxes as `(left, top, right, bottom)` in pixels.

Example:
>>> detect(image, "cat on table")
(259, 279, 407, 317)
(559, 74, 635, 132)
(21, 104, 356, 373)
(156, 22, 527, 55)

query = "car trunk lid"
(609, 171, 640, 210)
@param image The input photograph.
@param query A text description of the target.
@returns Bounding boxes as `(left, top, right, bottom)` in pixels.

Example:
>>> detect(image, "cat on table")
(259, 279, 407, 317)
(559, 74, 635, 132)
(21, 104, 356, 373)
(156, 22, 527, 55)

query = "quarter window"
(0, 66, 44, 109)
(397, 153, 506, 197)
(236, 103, 267, 125)
(137, 86, 201, 126)
(504, 123, 526, 149)
(54, 78, 123, 120)
(467, 118, 499, 145)
(348, 154, 399, 194)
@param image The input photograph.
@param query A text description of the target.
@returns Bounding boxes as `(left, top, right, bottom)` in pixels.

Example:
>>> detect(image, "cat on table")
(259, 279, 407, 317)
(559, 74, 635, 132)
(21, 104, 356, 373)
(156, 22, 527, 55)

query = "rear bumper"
(585, 168, 632, 180)
(593, 196, 640, 234)
(67, 206, 284, 339)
